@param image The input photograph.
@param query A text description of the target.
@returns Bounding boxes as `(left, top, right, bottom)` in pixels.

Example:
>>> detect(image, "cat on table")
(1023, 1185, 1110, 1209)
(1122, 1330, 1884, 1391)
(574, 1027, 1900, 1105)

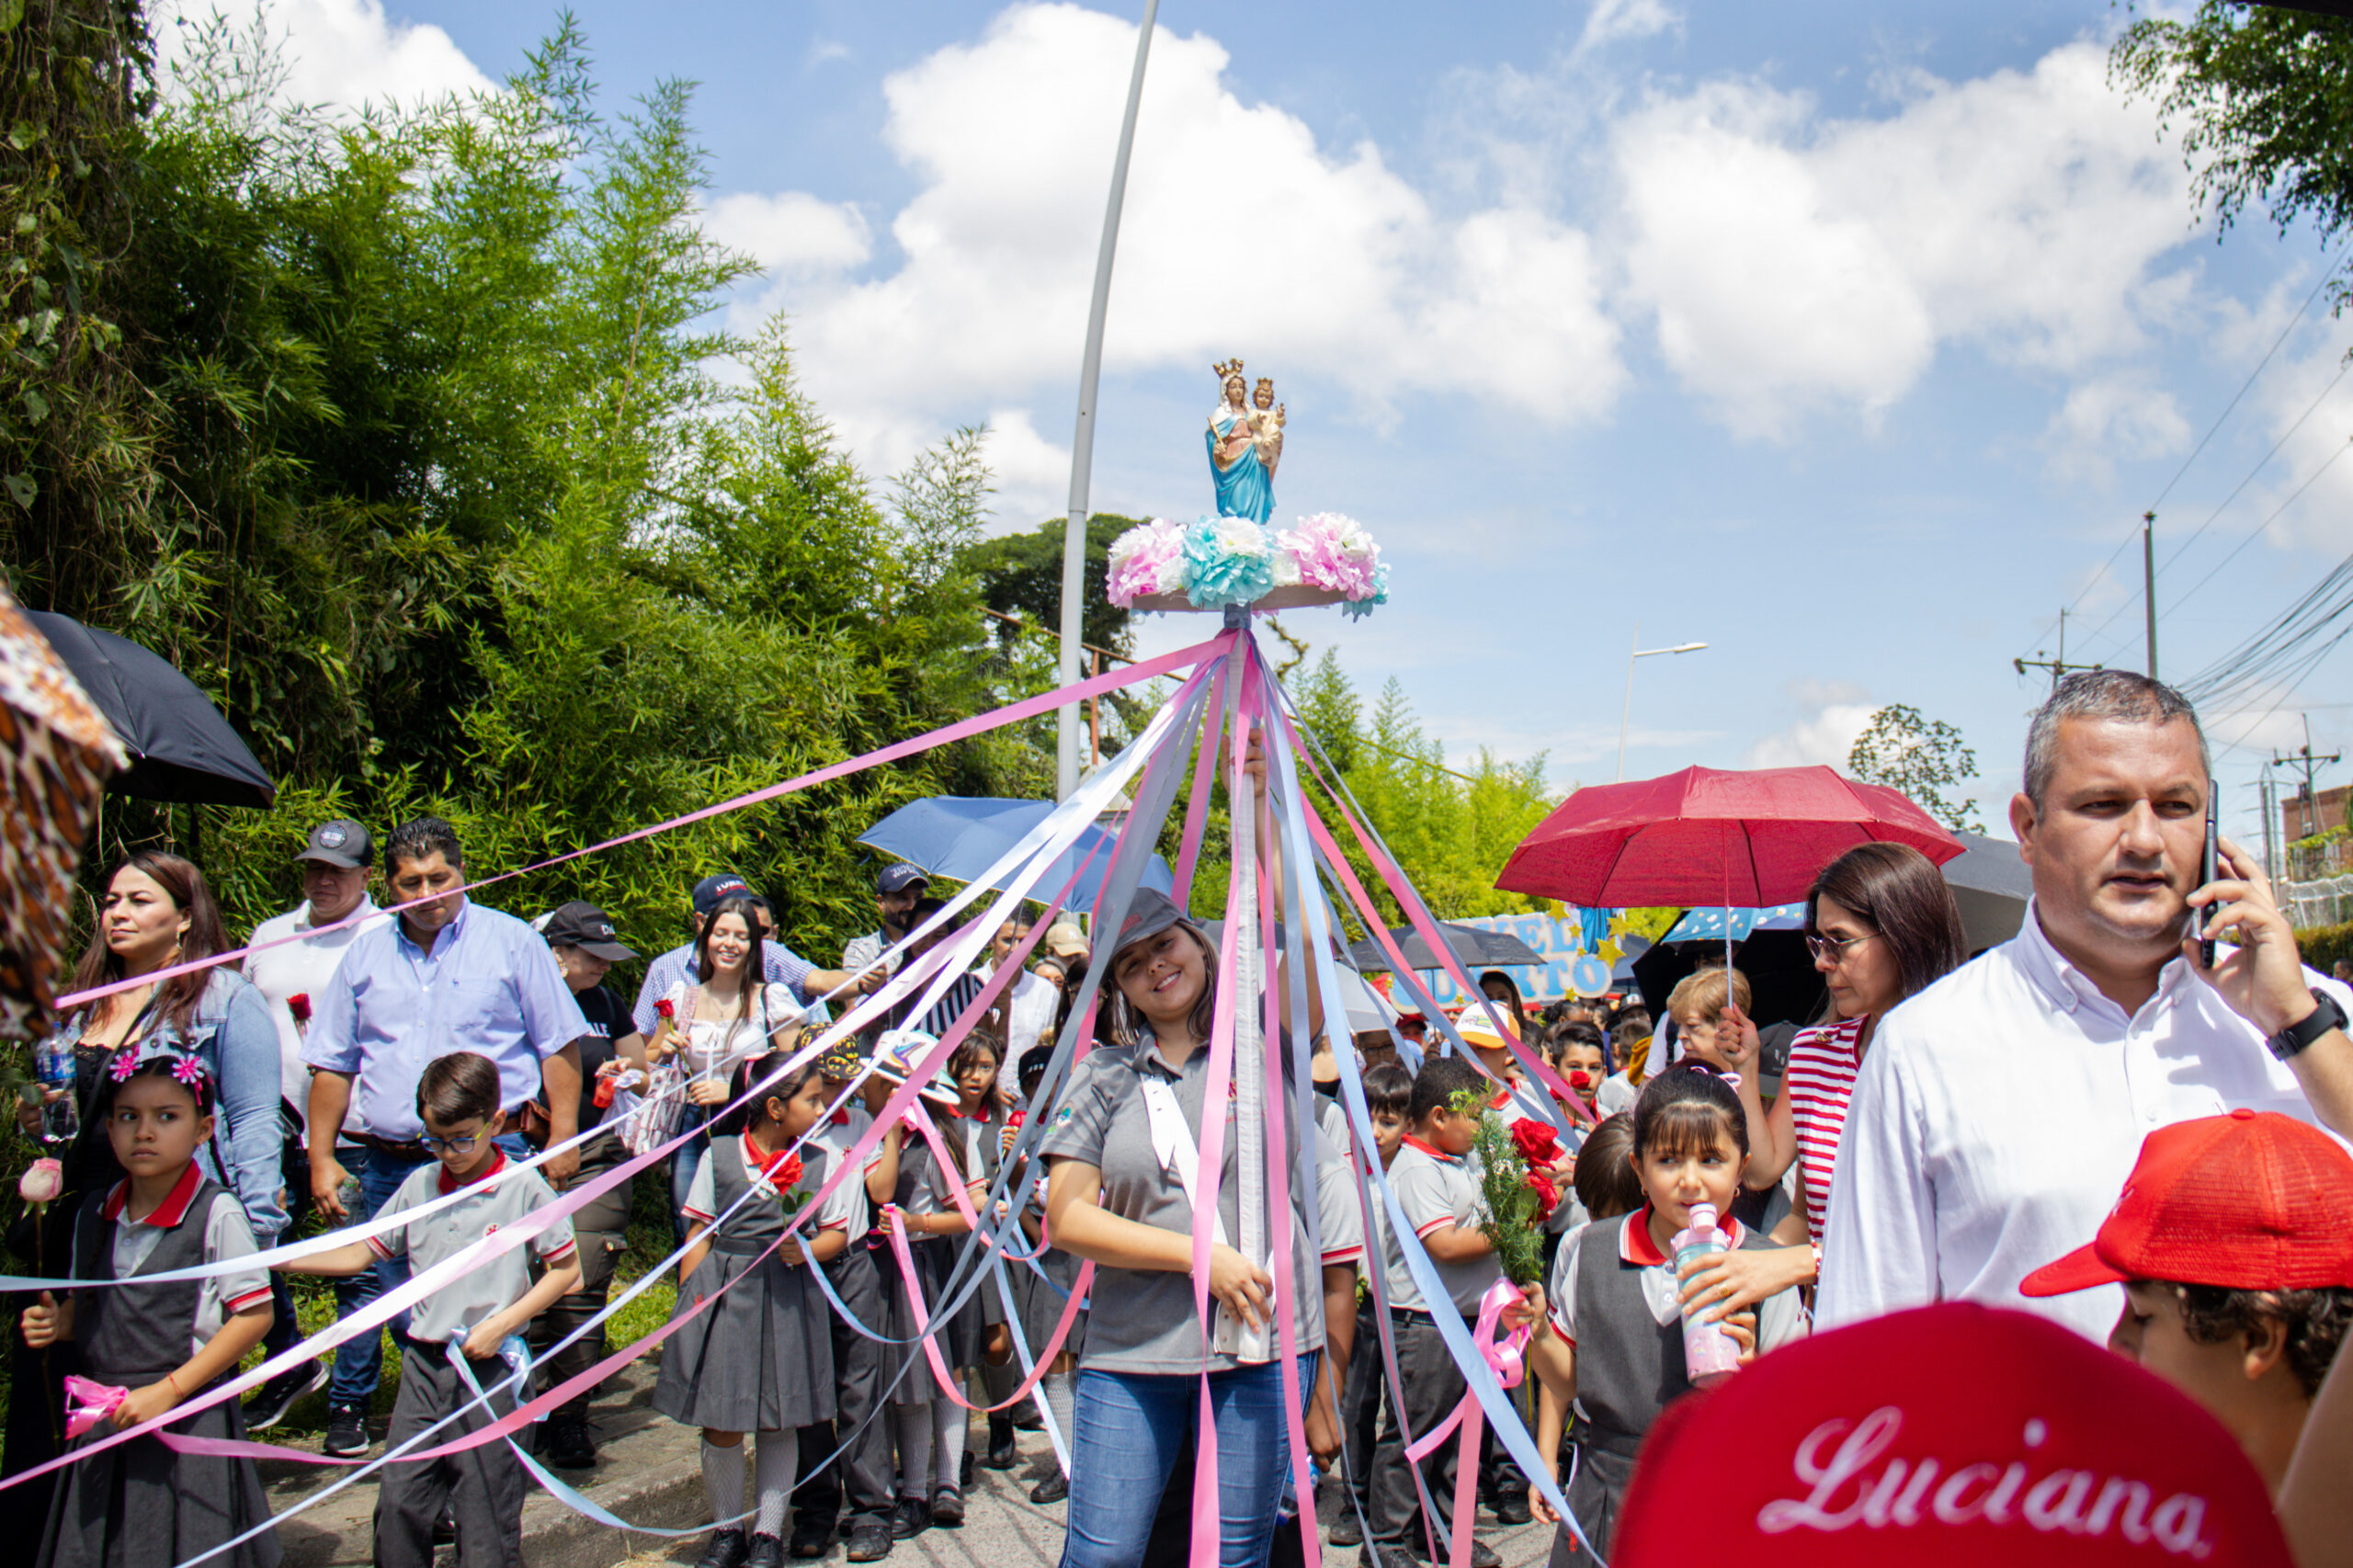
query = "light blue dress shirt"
(302, 899, 588, 1141)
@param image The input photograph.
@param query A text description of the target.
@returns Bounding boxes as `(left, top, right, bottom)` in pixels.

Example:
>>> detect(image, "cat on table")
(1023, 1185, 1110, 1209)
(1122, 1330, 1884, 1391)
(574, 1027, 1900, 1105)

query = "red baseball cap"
(1610, 1303, 2290, 1568)
(2020, 1108, 2353, 1298)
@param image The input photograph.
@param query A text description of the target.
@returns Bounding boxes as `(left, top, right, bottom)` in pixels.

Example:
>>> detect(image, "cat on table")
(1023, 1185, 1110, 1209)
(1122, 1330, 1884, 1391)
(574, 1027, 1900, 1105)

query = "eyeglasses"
(419, 1130, 483, 1154)
(1805, 932, 1875, 964)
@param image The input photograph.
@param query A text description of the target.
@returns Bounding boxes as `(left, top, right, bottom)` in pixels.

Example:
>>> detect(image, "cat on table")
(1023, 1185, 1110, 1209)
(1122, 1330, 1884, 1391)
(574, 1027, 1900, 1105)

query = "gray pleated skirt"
(886, 1235, 983, 1390)
(1014, 1244, 1087, 1365)
(39, 1380, 281, 1568)
(655, 1247, 837, 1432)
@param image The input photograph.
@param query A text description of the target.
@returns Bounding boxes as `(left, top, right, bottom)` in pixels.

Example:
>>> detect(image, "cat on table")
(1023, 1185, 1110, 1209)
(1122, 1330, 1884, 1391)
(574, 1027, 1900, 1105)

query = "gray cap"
(1108, 887, 1206, 961)
(295, 819, 371, 869)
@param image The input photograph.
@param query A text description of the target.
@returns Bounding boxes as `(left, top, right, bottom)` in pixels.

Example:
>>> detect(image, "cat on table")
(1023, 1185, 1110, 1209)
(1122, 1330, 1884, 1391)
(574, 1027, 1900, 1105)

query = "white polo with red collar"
(1545, 1205, 1808, 1354)
(1381, 1134, 1502, 1316)
(98, 1163, 271, 1358)
(367, 1152, 576, 1346)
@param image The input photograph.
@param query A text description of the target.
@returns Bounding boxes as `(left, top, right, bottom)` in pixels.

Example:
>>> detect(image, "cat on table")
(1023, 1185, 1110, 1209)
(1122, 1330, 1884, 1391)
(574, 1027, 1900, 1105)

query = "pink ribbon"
(63, 1375, 124, 1439)
(1403, 1278, 1533, 1568)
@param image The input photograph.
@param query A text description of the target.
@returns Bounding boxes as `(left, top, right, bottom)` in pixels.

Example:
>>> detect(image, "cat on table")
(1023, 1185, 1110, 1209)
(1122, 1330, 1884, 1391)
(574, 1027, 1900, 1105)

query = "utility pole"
(2271, 715, 2343, 842)
(2143, 510, 2158, 682)
(2260, 765, 2279, 881)
(2013, 608, 2104, 692)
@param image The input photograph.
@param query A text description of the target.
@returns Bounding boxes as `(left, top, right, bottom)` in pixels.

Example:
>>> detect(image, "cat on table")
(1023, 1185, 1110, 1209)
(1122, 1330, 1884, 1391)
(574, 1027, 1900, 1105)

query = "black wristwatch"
(2267, 988, 2349, 1062)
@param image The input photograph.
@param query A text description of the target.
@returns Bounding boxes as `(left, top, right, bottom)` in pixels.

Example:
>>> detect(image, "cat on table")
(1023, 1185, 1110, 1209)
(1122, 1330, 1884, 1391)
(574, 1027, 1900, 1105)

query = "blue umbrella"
(857, 796, 1173, 913)
(1658, 903, 1807, 945)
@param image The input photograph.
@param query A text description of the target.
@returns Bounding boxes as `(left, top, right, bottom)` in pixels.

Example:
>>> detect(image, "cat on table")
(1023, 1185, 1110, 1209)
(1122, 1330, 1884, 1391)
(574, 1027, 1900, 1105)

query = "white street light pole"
(1616, 623, 1709, 781)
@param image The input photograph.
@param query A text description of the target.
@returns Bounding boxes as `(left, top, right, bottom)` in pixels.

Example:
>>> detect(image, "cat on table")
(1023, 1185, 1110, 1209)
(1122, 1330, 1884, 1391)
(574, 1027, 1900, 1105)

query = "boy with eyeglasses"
(281, 1051, 579, 1568)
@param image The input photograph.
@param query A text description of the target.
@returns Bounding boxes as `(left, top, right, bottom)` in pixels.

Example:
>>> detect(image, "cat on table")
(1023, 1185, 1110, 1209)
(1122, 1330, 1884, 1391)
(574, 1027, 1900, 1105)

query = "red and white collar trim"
(1401, 1133, 1461, 1165)
(101, 1162, 203, 1228)
(741, 1133, 801, 1183)
(1620, 1203, 1745, 1267)
(438, 1150, 507, 1195)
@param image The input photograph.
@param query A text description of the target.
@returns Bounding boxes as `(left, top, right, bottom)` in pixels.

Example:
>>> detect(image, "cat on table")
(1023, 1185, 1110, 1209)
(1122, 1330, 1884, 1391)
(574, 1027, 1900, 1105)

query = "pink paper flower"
(1106, 518, 1186, 607)
(1277, 513, 1381, 599)
(108, 1048, 138, 1083)
(171, 1055, 206, 1091)
(18, 1157, 62, 1207)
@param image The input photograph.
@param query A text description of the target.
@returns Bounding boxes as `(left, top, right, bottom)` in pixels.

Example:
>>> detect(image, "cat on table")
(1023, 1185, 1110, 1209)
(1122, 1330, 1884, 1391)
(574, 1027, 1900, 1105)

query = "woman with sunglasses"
(1679, 841, 1968, 1321)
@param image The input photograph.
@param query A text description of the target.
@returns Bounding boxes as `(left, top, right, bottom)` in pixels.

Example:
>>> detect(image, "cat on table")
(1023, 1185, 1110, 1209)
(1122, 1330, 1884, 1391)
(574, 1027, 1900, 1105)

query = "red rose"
(775, 1153, 803, 1189)
(1526, 1169, 1559, 1221)
(654, 998, 676, 1020)
(287, 993, 312, 1025)
(1509, 1118, 1561, 1169)
(1009, 1108, 1027, 1129)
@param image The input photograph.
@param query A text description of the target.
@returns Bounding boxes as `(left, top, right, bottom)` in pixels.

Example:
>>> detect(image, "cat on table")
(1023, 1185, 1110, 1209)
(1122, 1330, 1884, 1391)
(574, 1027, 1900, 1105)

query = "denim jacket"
(52, 968, 288, 1243)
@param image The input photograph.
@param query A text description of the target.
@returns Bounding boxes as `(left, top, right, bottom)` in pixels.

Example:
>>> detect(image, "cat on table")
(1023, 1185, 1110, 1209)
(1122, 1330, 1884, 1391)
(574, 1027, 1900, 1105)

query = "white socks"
(701, 1437, 745, 1526)
(932, 1396, 967, 1494)
(1041, 1370, 1076, 1476)
(895, 1403, 930, 1497)
(754, 1432, 799, 1540)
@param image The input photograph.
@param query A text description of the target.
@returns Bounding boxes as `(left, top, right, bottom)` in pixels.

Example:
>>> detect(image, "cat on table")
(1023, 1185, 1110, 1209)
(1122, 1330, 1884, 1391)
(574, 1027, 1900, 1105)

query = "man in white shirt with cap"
(1821, 670, 2353, 1342)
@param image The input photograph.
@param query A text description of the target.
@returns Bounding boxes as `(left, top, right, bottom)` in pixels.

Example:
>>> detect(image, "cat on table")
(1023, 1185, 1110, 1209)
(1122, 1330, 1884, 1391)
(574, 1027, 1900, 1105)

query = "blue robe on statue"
(1207, 415, 1273, 524)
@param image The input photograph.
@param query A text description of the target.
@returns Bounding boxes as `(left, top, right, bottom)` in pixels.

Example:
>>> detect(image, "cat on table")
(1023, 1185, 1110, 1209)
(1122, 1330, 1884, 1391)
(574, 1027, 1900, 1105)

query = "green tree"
(2111, 5, 2353, 310)
(961, 512, 1136, 659)
(1847, 704, 1983, 832)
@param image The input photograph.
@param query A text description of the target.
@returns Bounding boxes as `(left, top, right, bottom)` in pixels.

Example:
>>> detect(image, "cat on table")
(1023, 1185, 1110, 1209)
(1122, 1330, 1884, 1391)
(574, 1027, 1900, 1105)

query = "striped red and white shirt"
(1784, 1013, 1868, 1247)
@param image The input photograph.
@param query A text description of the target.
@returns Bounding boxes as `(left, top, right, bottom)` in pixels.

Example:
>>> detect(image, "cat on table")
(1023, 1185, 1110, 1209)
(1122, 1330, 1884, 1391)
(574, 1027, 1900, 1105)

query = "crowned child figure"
(1207, 358, 1275, 524)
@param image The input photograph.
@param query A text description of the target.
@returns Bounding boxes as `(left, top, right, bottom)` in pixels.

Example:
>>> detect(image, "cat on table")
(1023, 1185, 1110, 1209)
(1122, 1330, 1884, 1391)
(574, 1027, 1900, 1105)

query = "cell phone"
(2198, 779, 2219, 968)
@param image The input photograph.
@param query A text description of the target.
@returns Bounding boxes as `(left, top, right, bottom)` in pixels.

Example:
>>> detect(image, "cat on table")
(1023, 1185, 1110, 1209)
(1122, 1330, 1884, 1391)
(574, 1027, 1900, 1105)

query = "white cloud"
(701, 191, 874, 278)
(978, 409, 1074, 530)
(1743, 680, 1877, 769)
(2042, 371, 2190, 483)
(2249, 347, 2353, 554)
(1578, 0, 1680, 54)
(1609, 43, 2198, 438)
(728, 2, 1625, 474)
(155, 0, 494, 111)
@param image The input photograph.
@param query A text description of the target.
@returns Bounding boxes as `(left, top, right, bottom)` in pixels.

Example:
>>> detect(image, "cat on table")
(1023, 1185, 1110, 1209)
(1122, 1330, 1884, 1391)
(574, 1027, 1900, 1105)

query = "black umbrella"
(1346, 920, 1546, 974)
(1938, 830, 2033, 953)
(27, 613, 276, 809)
(1631, 928, 1826, 1031)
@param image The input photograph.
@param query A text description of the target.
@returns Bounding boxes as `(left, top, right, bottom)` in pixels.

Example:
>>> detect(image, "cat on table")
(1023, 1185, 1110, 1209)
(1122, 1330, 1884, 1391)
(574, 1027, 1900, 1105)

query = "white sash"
(1141, 1072, 1272, 1361)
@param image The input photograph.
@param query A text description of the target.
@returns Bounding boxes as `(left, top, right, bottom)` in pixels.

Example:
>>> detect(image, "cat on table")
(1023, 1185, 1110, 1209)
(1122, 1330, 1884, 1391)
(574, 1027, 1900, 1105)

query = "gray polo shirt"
(1314, 1127, 1365, 1270)
(1040, 1032, 1324, 1374)
(367, 1154, 577, 1345)
(1381, 1139, 1502, 1317)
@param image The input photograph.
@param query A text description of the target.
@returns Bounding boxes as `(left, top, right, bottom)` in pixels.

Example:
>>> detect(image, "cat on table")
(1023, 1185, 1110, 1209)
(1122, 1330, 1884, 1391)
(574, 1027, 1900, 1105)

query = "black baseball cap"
(295, 819, 372, 869)
(878, 863, 929, 895)
(692, 872, 753, 918)
(540, 901, 636, 961)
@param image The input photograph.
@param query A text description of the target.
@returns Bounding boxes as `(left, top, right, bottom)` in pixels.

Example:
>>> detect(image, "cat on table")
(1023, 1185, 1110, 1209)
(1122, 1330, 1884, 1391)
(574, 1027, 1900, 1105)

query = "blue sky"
(188, 0, 2353, 859)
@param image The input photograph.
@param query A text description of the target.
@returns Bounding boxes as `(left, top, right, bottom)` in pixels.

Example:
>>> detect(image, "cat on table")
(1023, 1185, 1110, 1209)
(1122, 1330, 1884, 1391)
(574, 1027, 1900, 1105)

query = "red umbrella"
(1495, 765, 1964, 908)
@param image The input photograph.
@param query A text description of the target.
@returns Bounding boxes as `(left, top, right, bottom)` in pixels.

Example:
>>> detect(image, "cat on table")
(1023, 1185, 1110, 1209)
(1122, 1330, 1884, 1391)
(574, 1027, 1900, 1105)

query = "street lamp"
(1617, 624, 1709, 781)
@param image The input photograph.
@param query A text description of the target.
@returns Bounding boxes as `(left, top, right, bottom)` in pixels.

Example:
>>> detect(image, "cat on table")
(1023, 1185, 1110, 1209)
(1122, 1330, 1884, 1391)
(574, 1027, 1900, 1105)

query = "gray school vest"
(1572, 1214, 1776, 1452)
(72, 1177, 221, 1383)
(708, 1137, 790, 1255)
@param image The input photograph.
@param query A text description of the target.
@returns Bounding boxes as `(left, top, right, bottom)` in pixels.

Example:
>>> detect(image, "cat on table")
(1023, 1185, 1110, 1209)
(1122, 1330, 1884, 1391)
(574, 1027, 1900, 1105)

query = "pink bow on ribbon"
(1403, 1278, 1533, 1568)
(63, 1375, 128, 1439)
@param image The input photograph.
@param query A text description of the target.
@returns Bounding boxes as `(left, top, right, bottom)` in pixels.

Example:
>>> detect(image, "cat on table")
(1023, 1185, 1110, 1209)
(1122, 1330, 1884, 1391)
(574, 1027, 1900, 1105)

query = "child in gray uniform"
(657, 1049, 852, 1568)
(279, 1051, 579, 1568)
(1528, 1065, 1807, 1565)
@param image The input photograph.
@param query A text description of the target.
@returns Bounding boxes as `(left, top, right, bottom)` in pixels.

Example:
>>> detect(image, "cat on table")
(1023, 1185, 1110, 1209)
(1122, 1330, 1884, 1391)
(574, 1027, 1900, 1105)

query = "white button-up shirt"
(1817, 898, 2352, 1343)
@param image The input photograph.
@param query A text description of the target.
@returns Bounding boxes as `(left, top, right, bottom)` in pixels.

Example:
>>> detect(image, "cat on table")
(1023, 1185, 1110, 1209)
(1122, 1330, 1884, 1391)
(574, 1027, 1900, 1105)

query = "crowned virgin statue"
(1206, 358, 1280, 524)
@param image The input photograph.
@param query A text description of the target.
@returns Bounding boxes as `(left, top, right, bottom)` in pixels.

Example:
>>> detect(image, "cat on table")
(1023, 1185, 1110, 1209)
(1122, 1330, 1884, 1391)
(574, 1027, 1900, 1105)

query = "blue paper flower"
(1341, 562, 1391, 620)
(1182, 517, 1276, 609)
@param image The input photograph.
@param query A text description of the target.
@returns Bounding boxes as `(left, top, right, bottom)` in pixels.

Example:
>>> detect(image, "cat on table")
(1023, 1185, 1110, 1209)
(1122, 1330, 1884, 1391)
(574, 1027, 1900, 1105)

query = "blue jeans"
(326, 1135, 532, 1411)
(668, 1102, 717, 1247)
(1061, 1355, 1317, 1568)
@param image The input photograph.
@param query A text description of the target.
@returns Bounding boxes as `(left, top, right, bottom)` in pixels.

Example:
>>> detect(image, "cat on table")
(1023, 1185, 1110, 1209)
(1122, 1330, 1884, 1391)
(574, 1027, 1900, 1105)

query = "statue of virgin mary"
(1206, 358, 1274, 524)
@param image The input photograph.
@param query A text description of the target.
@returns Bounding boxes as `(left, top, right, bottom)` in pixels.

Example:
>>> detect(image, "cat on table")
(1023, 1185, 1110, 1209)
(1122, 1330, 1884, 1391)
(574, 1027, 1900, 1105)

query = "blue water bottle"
(35, 1034, 75, 1143)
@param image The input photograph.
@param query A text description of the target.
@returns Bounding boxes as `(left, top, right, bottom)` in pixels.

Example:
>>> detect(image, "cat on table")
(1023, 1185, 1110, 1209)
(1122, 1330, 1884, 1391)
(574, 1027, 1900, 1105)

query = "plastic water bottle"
(34, 1035, 75, 1143)
(1672, 1201, 1743, 1389)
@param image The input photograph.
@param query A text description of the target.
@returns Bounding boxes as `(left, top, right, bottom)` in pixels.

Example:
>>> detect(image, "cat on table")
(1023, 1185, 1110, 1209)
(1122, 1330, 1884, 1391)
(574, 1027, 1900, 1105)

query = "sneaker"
(244, 1360, 326, 1433)
(543, 1411, 597, 1471)
(322, 1403, 369, 1459)
(696, 1528, 751, 1568)
(929, 1486, 965, 1528)
(845, 1520, 893, 1562)
(745, 1534, 787, 1568)
(888, 1497, 930, 1540)
(1326, 1510, 1364, 1548)
(788, 1519, 833, 1559)
(1489, 1491, 1532, 1526)
(959, 1449, 975, 1490)
(1470, 1541, 1502, 1568)
(1028, 1471, 1067, 1506)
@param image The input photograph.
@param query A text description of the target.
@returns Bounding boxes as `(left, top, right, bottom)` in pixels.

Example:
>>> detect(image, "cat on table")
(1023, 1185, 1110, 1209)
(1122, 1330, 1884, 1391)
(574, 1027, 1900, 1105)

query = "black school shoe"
(788, 1518, 834, 1559)
(1488, 1490, 1532, 1526)
(888, 1496, 930, 1540)
(929, 1485, 965, 1527)
(745, 1534, 787, 1568)
(697, 1528, 751, 1568)
(543, 1412, 597, 1470)
(983, 1413, 1018, 1470)
(1028, 1471, 1067, 1506)
(1326, 1509, 1364, 1547)
(845, 1520, 894, 1562)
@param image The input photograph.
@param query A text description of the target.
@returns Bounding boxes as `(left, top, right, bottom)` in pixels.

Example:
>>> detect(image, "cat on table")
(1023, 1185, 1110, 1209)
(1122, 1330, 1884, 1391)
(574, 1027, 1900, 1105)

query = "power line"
(2165, 437, 2353, 620)
(2017, 236, 2353, 664)
(2156, 359, 2351, 579)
